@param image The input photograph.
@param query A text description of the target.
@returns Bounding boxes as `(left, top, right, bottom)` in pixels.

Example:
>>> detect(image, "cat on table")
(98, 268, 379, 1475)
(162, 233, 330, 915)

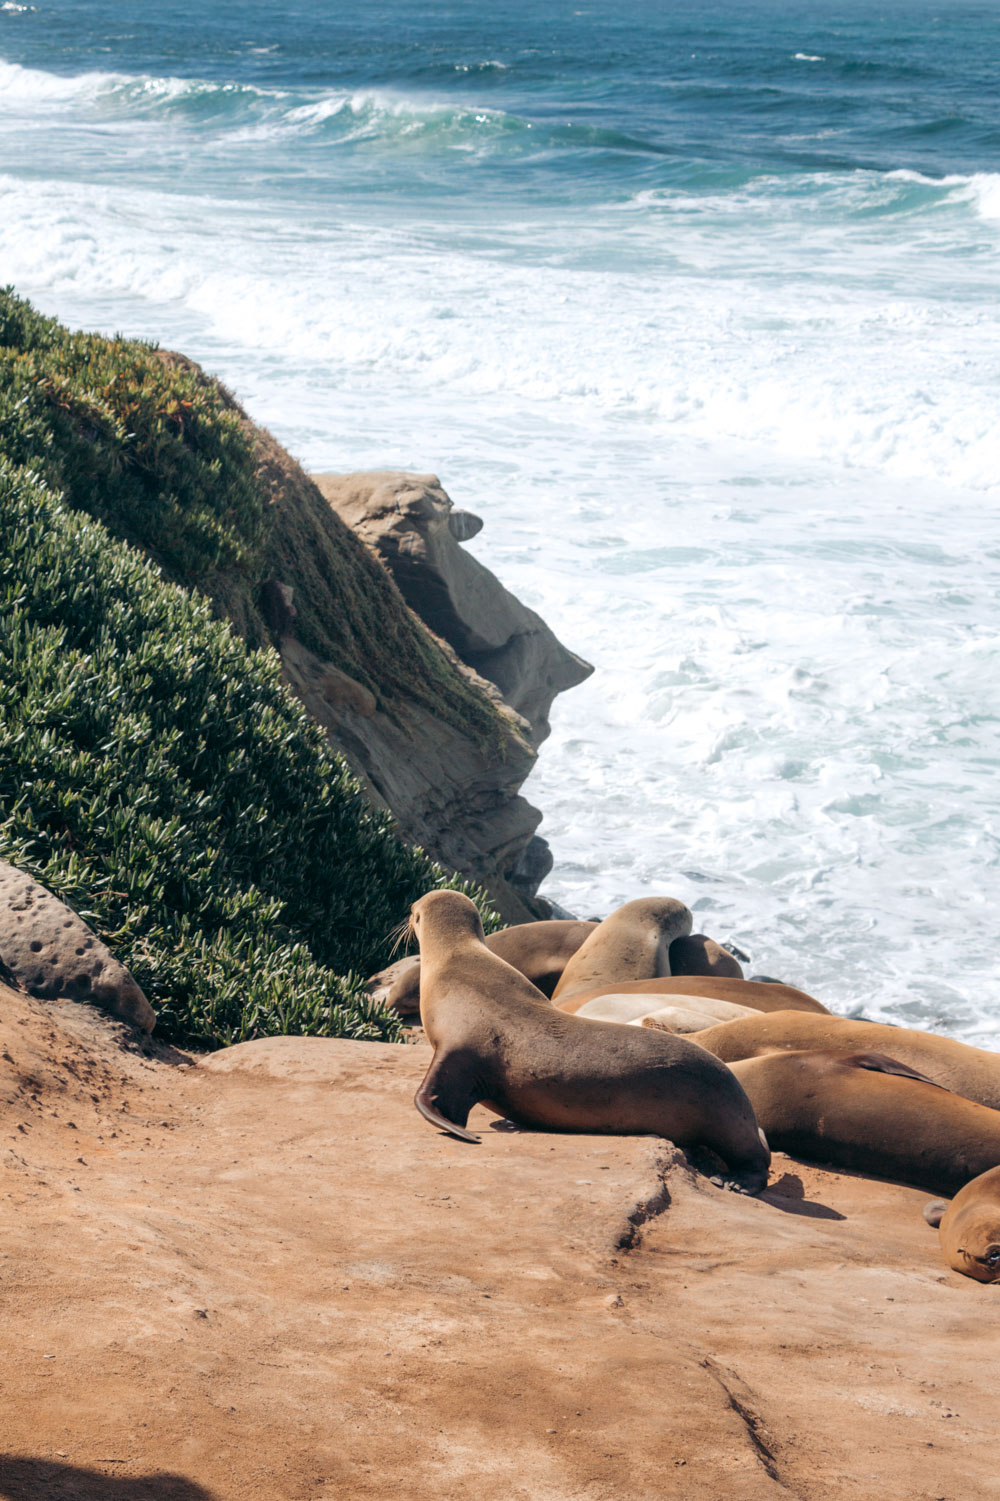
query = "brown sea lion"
(727, 1049, 1000, 1195)
(409, 890, 771, 1194)
(366, 918, 599, 1016)
(550, 897, 694, 1002)
(694, 1010, 1000, 1112)
(669, 934, 744, 980)
(555, 975, 829, 1016)
(924, 1167, 1000, 1284)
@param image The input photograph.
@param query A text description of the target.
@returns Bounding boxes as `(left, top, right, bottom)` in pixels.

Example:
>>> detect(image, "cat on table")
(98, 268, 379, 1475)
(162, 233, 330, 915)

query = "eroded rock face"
(0, 861, 155, 1032)
(313, 472, 593, 747)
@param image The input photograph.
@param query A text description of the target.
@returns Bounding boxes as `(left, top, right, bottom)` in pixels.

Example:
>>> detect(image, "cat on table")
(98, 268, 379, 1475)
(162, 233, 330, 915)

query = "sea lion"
(727, 1049, 1000, 1195)
(924, 1167, 1000, 1284)
(550, 897, 694, 1002)
(669, 935, 744, 980)
(555, 975, 829, 1016)
(366, 919, 599, 1016)
(409, 890, 771, 1193)
(573, 992, 757, 1029)
(639, 999, 761, 1033)
(694, 1010, 1000, 1112)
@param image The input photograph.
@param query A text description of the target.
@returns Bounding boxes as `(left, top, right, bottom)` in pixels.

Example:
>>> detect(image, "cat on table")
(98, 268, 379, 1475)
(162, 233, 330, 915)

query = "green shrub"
(0, 459, 494, 1048)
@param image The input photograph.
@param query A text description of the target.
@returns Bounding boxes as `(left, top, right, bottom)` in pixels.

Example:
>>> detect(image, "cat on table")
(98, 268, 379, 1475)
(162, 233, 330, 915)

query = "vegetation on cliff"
(0, 288, 507, 749)
(0, 290, 498, 1048)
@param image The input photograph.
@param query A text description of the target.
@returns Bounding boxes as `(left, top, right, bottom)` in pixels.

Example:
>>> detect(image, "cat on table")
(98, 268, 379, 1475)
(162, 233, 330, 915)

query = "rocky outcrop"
(0, 860, 155, 1031)
(313, 471, 593, 747)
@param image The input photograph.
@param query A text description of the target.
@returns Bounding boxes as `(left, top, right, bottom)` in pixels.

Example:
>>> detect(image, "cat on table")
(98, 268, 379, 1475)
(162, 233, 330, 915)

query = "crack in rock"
(701, 1356, 791, 1488)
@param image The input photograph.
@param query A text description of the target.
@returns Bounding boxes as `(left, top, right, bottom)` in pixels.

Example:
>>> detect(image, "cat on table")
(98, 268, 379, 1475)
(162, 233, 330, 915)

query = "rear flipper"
(846, 1051, 950, 1090)
(414, 1047, 485, 1144)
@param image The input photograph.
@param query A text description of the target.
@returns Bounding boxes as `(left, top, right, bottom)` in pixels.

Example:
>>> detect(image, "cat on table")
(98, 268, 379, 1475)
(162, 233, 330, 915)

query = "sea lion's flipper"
(923, 1199, 949, 1228)
(844, 1051, 951, 1091)
(414, 1049, 483, 1144)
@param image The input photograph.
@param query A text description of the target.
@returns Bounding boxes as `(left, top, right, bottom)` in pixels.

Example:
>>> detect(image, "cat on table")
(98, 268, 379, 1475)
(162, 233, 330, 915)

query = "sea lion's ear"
(923, 1199, 948, 1228)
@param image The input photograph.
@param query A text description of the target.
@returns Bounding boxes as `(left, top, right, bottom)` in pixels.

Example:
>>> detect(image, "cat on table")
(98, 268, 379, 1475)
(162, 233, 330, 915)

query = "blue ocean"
(2, 0, 999, 1040)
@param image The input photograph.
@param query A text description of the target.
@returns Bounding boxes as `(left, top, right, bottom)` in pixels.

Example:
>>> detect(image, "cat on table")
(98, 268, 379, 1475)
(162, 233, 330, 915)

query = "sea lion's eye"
(987, 1248, 1000, 1267)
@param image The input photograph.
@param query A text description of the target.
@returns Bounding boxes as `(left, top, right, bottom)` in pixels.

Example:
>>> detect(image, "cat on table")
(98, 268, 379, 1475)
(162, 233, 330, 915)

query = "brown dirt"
(0, 981, 993, 1501)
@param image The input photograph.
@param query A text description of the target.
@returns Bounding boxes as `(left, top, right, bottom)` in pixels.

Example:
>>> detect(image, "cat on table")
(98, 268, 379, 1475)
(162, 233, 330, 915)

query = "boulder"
(313, 472, 593, 746)
(0, 861, 155, 1032)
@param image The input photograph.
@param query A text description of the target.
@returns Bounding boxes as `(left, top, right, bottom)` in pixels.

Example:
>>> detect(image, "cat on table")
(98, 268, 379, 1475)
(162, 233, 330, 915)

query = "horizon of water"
(2, 0, 999, 1042)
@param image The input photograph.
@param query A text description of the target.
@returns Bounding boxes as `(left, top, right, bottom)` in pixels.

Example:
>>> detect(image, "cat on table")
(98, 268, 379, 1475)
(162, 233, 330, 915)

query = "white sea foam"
(793, 53, 824, 62)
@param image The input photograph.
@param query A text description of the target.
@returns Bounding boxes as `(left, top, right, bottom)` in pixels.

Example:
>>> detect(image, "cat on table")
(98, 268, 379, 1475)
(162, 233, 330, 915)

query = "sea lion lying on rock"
(727, 1049, 1000, 1195)
(409, 890, 771, 1194)
(638, 999, 761, 1033)
(924, 1167, 1000, 1284)
(366, 918, 598, 1016)
(574, 993, 758, 1030)
(555, 976, 829, 1017)
(694, 1010, 1000, 1112)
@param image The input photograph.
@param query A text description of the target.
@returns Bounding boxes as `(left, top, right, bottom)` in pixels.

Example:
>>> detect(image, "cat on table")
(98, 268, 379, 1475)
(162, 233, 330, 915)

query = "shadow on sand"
(0, 1456, 217, 1501)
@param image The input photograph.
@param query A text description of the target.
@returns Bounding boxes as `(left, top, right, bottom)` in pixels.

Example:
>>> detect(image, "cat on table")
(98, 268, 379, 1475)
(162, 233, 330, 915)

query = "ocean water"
(2, 0, 999, 1042)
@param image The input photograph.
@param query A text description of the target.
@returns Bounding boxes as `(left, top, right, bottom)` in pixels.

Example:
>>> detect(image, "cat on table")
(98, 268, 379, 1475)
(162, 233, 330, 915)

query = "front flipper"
(923, 1199, 949, 1228)
(414, 1047, 484, 1144)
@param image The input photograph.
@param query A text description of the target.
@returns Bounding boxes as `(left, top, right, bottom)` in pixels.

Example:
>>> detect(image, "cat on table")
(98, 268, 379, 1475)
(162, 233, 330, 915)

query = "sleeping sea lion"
(638, 999, 761, 1033)
(555, 975, 829, 1016)
(694, 1010, 1000, 1112)
(668, 935, 744, 980)
(366, 919, 599, 1016)
(924, 1167, 1000, 1284)
(573, 992, 757, 1029)
(728, 1049, 1000, 1195)
(409, 890, 771, 1194)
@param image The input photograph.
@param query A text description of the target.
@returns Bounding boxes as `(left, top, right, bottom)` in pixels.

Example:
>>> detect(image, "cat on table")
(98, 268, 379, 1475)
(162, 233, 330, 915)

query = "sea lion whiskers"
(386, 912, 416, 959)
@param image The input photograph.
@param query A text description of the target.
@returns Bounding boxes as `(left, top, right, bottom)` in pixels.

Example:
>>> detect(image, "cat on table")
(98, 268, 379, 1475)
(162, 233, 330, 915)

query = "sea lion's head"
(926, 1195, 1000, 1284)
(953, 1224, 1000, 1284)
(409, 890, 485, 952)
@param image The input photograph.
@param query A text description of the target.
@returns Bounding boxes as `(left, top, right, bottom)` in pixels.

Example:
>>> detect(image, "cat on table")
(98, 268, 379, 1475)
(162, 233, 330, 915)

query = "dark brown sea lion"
(924, 1167, 1000, 1284)
(694, 1010, 1000, 1112)
(366, 919, 599, 1016)
(669, 934, 744, 980)
(409, 890, 771, 1194)
(727, 1049, 1000, 1195)
(550, 897, 694, 1002)
(555, 975, 829, 1016)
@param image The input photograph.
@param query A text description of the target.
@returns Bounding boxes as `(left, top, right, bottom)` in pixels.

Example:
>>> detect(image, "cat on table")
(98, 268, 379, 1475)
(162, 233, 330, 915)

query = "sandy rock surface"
(1, 983, 995, 1500)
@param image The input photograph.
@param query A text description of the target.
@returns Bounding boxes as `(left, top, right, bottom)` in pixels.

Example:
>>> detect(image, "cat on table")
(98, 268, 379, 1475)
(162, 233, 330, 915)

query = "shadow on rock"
(0, 1456, 217, 1501)
(762, 1173, 846, 1221)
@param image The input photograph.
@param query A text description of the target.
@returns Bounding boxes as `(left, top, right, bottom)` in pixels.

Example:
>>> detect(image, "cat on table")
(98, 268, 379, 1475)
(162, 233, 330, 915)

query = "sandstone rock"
(0, 861, 155, 1031)
(313, 471, 593, 746)
(280, 634, 544, 923)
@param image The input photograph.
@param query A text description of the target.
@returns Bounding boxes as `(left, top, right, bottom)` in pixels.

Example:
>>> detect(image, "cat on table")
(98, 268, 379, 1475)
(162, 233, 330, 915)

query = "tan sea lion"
(727, 1049, 1000, 1195)
(555, 975, 829, 1016)
(573, 992, 757, 1028)
(669, 934, 744, 980)
(550, 897, 694, 1002)
(366, 918, 599, 1015)
(410, 890, 771, 1194)
(924, 1167, 1000, 1284)
(639, 999, 761, 1033)
(694, 1010, 1000, 1112)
